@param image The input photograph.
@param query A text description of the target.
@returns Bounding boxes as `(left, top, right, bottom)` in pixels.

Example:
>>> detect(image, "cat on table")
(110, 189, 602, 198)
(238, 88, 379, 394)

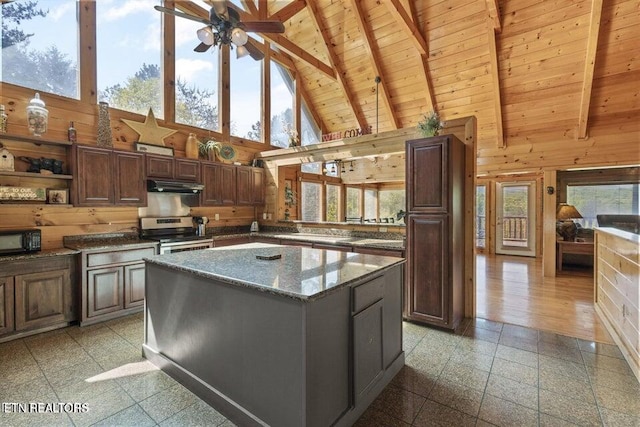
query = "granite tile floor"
(1, 314, 638, 426)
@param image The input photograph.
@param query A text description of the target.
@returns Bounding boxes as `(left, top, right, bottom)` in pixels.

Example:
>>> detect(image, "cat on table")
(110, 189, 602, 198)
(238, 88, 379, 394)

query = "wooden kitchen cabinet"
(79, 245, 156, 326)
(146, 155, 201, 182)
(405, 135, 465, 330)
(237, 165, 265, 206)
(252, 167, 265, 205)
(72, 145, 145, 207)
(0, 254, 76, 341)
(201, 162, 236, 206)
(353, 299, 384, 404)
(214, 236, 251, 247)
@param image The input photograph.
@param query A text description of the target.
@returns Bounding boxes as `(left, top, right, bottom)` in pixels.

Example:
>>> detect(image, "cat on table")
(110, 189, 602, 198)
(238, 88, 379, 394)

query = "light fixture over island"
(143, 243, 405, 426)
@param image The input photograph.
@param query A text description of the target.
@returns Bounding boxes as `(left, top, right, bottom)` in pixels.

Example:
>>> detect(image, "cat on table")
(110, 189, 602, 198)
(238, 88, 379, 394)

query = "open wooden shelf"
(0, 170, 73, 180)
(0, 133, 72, 147)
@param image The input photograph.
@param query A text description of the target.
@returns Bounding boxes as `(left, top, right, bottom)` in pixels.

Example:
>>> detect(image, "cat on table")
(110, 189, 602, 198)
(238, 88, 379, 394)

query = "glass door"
(496, 181, 536, 256)
(476, 185, 487, 250)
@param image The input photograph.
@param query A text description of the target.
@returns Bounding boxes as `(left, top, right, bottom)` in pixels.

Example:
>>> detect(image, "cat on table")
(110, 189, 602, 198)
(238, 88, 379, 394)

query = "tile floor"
(1, 314, 639, 426)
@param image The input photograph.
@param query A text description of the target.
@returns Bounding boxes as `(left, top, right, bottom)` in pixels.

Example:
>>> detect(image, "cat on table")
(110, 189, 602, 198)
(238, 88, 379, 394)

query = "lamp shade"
(556, 203, 583, 220)
(231, 27, 248, 46)
(197, 26, 215, 45)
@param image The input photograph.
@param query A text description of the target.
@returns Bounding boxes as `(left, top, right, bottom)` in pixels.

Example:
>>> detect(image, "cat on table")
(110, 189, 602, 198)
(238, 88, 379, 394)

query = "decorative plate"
(218, 144, 236, 162)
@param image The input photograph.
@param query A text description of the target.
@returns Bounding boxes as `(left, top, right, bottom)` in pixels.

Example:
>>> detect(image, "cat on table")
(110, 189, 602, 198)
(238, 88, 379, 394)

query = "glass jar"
(26, 93, 48, 136)
(0, 105, 7, 133)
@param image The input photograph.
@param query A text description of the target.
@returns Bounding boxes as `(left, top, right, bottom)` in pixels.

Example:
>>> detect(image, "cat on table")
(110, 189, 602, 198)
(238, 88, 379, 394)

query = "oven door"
(159, 239, 213, 255)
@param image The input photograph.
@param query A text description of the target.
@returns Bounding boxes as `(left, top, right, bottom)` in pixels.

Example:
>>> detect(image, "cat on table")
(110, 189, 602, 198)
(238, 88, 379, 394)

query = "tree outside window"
(270, 61, 294, 148)
(301, 182, 322, 222)
(326, 184, 340, 222)
(346, 187, 361, 221)
(379, 189, 405, 223)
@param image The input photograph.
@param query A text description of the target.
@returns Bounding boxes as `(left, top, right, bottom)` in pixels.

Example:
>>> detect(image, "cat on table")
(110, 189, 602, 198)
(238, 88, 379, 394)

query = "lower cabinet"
(80, 245, 156, 326)
(353, 299, 384, 404)
(214, 236, 251, 247)
(0, 255, 76, 340)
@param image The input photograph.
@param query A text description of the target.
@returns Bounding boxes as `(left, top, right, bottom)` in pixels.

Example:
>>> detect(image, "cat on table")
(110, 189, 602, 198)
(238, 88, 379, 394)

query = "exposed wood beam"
(270, 1, 307, 22)
(386, 0, 428, 55)
(240, 0, 258, 17)
(576, 0, 603, 140)
(261, 33, 336, 80)
(486, 16, 505, 148)
(262, 41, 271, 144)
(175, 1, 208, 18)
(78, 0, 97, 105)
(220, 44, 231, 141)
(350, 0, 399, 130)
(406, 0, 436, 114)
(485, 0, 501, 33)
(163, 0, 176, 123)
(305, 1, 368, 130)
(257, 0, 267, 19)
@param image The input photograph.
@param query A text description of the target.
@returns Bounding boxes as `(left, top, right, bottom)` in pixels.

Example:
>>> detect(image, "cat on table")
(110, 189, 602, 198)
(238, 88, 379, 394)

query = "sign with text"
(322, 126, 373, 142)
(0, 186, 46, 201)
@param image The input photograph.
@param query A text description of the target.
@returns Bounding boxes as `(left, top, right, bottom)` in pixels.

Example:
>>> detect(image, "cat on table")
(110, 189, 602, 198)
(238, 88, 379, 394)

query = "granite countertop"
(0, 248, 80, 262)
(145, 242, 405, 301)
(64, 233, 158, 251)
(211, 231, 405, 251)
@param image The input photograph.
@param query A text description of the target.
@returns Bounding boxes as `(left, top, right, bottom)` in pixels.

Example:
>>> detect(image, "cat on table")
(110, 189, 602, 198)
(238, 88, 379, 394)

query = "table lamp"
(556, 203, 583, 241)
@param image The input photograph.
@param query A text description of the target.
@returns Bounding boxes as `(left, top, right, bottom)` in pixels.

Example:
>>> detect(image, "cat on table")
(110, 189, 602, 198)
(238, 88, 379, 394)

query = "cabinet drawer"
(87, 247, 156, 267)
(353, 275, 384, 313)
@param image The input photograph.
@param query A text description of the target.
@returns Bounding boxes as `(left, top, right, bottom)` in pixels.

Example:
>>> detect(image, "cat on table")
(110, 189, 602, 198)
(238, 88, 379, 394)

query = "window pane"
(567, 184, 639, 229)
(302, 162, 322, 174)
(231, 47, 261, 141)
(301, 182, 322, 221)
(97, 0, 162, 116)
(270, 61, 294, 148)
(364, 189, 377, 221)
(379, 189, 405, 223)
(2, 0, 79, 99)
(301, 102, 320, 145)
(475, 185, 486, 248)
(326, 184, 340, 222)
(346, 187, 361, 221)
(174, 18, 219, 130)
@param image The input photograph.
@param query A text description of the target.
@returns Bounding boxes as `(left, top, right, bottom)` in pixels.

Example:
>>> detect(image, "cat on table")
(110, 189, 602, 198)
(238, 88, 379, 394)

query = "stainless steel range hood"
(147, 179, 204, 193)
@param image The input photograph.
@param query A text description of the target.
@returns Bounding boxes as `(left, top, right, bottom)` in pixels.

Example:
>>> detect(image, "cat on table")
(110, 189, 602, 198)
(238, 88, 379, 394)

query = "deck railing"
(502, 216, 528, 242)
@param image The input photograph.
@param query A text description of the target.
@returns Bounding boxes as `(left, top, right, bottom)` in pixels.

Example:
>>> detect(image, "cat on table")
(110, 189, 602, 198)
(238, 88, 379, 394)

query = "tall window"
(97, 0, 162, 116)
(346, 187, 361, 220)
(2, 0, 79, 99)
(174, 18, 219, 131)
(568, 184, 639, 228)
(301, 182, 322, 221)
(270, 61, 294, 148)
(379, 189, 405, 223)
(364, 189, 377, 221)
(231, 40, 262, 141)
(326, 184, 340, 222)
(476, 185, 486, 248)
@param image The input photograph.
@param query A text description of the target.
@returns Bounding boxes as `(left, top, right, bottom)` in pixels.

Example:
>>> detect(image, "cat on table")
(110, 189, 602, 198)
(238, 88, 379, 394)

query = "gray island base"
(143, 243, 405, 427)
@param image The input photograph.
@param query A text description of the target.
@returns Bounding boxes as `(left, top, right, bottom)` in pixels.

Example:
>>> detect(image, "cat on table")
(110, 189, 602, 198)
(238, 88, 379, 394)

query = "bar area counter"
(143, 243, 405, 427)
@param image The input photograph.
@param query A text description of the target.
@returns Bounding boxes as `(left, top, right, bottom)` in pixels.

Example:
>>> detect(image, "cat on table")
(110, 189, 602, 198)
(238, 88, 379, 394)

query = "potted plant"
(199, 139, 221, 161)
(284, 185, 296, 220)
(417, 111, 444, 137)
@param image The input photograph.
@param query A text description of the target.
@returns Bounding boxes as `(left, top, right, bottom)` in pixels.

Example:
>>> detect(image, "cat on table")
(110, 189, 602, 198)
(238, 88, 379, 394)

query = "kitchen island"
(143, 243, 405, 427)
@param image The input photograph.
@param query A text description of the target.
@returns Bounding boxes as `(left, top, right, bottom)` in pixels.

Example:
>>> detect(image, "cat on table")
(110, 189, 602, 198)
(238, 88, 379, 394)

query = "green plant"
(284, 185, 296, 207)
(417, 111, 444, 137)
(198, 139, 221, 159)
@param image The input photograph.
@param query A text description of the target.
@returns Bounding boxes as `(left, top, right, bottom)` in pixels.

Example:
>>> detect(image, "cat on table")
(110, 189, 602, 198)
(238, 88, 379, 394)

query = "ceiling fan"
(154, 1, 284, 60)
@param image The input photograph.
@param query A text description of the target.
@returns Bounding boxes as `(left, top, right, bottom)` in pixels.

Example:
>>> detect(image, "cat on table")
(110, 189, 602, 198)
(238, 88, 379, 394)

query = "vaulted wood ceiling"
(189, 0, 639, 174)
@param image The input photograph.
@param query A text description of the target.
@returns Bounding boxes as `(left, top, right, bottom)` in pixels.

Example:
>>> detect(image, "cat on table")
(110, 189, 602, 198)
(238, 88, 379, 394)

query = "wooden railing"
(502, 216, 528, 242)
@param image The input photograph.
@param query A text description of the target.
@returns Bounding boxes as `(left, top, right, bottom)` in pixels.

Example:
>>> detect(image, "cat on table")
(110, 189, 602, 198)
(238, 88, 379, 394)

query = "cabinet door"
(236, 166, 253, 205)
(124, 263, 145, 309)
(406, 137, 448, 213)
(113, 150, 146, 206)
(146, 155, 174, 179)
(87, 267, 123, 318)
(353, 299, 384, 404)
(219, 164, 237, 205)
(406, 215, 450, 327)
(175, 159, 200, 182)
(0, 277, 14, 335)
(252, 167, 265, 205)
(14, 269, 71, 331)
(73, 145, 113, 206)
(201, 163, 221, 205)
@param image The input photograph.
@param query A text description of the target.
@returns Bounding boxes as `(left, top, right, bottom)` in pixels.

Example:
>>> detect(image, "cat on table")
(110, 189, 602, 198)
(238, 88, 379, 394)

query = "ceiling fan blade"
(193, 42, 212, 53)
(154, 6, 211, 25)
(244, 39, 265, 61)
(211, 0, 229, 21)
(241, 21, 285, 34)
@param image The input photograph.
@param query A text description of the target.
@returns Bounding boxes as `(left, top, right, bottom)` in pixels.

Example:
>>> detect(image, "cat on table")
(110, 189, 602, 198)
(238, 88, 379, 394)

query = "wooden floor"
(476, 254, 614, 344)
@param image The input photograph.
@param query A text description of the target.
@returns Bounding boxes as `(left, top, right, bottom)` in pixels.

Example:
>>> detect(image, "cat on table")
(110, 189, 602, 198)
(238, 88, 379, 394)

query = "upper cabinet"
(237, 165, 264, 206)
(146, 154, 200, 182)
(72, 145, 146, 207)
(201, 162, 236, 206)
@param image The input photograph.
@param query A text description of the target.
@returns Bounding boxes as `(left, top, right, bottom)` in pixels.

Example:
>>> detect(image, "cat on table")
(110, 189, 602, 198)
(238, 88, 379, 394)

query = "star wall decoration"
(121, 108, 177, 146)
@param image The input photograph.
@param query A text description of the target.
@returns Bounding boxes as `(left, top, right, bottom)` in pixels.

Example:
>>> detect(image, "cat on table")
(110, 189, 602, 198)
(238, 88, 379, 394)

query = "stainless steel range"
(140, 216, 213, 255)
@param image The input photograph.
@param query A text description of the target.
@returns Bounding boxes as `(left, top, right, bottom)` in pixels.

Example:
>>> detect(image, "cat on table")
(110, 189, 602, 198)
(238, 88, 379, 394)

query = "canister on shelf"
(0, 105, 7, 133)
(26, 93, 48, 136)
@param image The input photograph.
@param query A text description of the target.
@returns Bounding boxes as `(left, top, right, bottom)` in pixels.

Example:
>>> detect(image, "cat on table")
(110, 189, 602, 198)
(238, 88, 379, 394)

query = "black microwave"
(0, 229, 41, 256)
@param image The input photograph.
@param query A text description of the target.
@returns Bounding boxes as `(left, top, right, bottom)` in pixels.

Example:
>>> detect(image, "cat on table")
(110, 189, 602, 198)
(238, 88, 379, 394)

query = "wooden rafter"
(262, 42, 271, 144)
(78, 0, 97, 104)
(486, 16, 505, 148)
(270, 1, 307, 23)
(163, 0, 176, 123)
(261, 33, 336, 79)
(257, 0, 267, 19)
(485, 0, 501, 33)
(406, 0, 435, 113)
(386, 0, 428, 55)
(350, 0, 399, 130)
(240, 0, 258, 17)
(176, 1, 208, 17)
(305, 1, 368, 130)
(576, 0, 603, 140)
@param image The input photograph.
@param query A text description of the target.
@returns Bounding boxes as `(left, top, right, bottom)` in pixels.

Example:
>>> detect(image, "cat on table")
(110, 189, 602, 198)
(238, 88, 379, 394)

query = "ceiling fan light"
(236, 45, 250, 59)
(197, 26, 215, 45)
(231, 27, 248, 46)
